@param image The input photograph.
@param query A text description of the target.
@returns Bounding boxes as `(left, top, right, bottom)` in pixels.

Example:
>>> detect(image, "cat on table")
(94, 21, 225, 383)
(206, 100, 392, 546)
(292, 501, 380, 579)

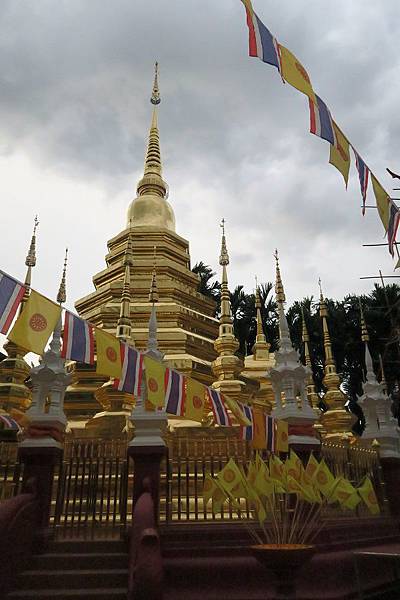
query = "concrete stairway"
(6, 540, 128, 600)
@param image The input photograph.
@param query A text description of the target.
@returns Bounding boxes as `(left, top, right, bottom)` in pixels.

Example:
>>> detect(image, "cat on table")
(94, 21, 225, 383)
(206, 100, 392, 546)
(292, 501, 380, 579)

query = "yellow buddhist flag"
(305, 453, 320, 479)
(185, 377, 206, 422)
(332, 477, 361, 510)
(269, 454, 284, 481)
(95, 329, 122, 379)
(249, 491, 267, 524)
(251, 409, 266, 450)
(312, 459, 336, 498)
(8, 290, 61, 356)
(275, 419, 289, 453)
(357, 477, 380, 515)
(329, 122, 350, 187)
(371, 174, 390, 231)
(143, 356, 166, 408)
(217, 458, 244, 493)
(279, 45, 316, 104)
(254, 458, 274, 497)
(224, 396, 251, 426)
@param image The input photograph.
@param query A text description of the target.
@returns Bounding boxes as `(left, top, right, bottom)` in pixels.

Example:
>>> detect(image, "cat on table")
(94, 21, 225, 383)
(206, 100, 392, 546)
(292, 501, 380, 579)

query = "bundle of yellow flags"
(203, 451, 380, 544)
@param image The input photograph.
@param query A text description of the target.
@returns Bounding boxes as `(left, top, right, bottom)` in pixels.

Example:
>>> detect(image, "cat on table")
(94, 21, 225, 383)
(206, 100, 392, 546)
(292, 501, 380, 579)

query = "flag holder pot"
(250, 544, 315, 599)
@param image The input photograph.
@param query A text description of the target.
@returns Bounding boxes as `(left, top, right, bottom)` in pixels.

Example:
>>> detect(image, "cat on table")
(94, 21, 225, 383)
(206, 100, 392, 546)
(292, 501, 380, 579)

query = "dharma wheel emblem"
(192, 395, 202, 409)
(148, 377, 158, 393)
(29, 313, 47, 332)
(106, 347, 117, 362)
(222, 469, 235, 483)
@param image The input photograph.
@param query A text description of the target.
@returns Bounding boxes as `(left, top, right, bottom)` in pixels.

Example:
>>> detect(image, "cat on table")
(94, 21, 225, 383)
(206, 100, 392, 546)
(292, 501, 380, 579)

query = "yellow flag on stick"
(251, 409, 266, 450)
(95, 329, 122, 379)
(8, 290, 61, 356)
(371, 174, 390, 231)
(185, 377, 206, 422)
(329, 122, 350, 187)
(358, 476, 380, 515)
(144, 356, 167, 408)
(332, 477, 361, 510)
(217, 458, 244, 493)
(279, 45, 316, 104)
(312, 459, 336, 497)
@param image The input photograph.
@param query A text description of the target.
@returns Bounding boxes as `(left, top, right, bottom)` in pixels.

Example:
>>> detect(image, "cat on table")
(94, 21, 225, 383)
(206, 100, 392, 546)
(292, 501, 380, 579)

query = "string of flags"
(241, 0, 400, 259)
(0, 268, 288, 450)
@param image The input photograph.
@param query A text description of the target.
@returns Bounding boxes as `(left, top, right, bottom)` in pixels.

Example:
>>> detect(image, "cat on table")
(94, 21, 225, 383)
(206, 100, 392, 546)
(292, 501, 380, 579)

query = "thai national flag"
(239, 403, 254, 441)
(0, 271, 25, 335)
(309, 95, 337, 146)
(354, 151, 369, 215)
(165, 369, 186, 416)
(207, 388, 231, 427)
(115, 343, 143, 395)
(246, 9, 281, 72)
(388, 200, 400, 257)
(265, 415, 275, 451)
(61, 311, 94, 364)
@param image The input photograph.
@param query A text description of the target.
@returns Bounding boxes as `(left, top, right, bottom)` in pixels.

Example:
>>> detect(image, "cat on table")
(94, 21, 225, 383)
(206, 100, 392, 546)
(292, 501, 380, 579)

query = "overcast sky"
(1, 0, 399, 339)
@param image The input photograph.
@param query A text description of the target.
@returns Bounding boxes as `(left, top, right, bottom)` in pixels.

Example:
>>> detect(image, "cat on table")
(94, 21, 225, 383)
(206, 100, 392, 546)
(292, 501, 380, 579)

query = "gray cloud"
(0, 0, 399, 323)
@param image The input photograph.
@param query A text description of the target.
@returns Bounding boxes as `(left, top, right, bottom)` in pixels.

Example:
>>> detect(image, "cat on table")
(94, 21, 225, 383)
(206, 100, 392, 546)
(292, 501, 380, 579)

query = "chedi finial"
(151, 61, 161, 105)
(57, 248, 68, 305)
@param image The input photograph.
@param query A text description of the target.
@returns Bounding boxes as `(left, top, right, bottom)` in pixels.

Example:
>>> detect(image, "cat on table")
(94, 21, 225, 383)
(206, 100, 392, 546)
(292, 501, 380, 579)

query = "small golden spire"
(219, 218, 229, 267)
(359, 299, 369, 342)
(56, 248, 68, 305)
(319, 279, 334, 363)
(21, 215, 39, 307)
(136, 63, 167, 199)
(301, 307, 312, 368)
(149, 246, 159, 304)
(117, 239, 134, 342)
(255, 283, 264, 339)
(274, 249, 285, 304)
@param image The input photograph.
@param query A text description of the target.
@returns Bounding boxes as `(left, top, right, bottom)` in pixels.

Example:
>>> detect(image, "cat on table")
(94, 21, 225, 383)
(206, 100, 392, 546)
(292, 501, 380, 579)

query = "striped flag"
(165, 369, 186, 417)
(114, 343, 143, 396)
(354, 151, 369, 215)
(388, 200, 400, 257)
(245, 8, 281, 73)
(61, 311, 94, 364)
(207, 388, 231, 427)
(0, 271, 25, 335)
(309, 95, 336, 146)
(265, 415, 275, 451)
(239, 403, 254, 441)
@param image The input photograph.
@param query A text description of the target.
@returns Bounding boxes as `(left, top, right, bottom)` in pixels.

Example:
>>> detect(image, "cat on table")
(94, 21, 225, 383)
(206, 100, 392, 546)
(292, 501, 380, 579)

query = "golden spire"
(212, 219, 241, 388)
(136, 62, 167, 199)
(116, 239, 134, 343)
(57, 248, 68, 305)
(302, 307, 319, 411)
(218, 218, 234, 337)
(318, 279, 355, 438)
(21, 215, 39, 306)
(149, 246, 159, 304)
(319, 279, 336, 369)
(274, 250, 291, 352)
(252, 279, 270, 359)
(274, 249, 286, 304)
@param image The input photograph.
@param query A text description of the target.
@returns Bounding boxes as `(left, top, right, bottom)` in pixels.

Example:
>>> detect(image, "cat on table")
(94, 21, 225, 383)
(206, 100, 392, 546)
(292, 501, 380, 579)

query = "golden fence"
(0, 441, 23, 502)
(0, 437, 387, 534)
